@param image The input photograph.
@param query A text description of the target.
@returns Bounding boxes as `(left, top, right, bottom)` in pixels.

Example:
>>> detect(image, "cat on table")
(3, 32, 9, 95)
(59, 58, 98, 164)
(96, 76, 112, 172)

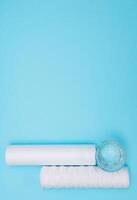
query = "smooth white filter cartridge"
(40, 166, 129, 188)
(5, 145, 96, 165)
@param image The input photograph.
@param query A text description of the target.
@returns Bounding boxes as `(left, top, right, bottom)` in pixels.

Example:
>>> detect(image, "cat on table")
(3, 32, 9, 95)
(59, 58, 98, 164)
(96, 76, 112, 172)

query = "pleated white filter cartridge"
(40, 166, 129, 188)
(5, 145, 96, 165)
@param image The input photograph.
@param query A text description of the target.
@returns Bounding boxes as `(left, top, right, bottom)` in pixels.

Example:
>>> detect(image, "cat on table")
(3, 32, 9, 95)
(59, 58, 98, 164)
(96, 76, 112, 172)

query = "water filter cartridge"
(5, 145, 96, 165)
(40, 166, 129, 188)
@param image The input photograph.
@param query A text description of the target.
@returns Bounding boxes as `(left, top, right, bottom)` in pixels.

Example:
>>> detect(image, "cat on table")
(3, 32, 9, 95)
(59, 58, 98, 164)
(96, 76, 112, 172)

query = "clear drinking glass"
(96, 140, 127, 172)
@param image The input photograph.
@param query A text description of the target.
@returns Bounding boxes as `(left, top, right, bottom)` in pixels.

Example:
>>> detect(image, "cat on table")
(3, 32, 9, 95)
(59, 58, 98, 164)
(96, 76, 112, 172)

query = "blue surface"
(0, 0, 137, 199)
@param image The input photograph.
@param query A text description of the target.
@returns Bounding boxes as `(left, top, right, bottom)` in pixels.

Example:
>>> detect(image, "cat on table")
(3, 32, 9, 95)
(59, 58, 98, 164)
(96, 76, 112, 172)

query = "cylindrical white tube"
(5, 145, 96, 165)
(40, 166, 129, 188)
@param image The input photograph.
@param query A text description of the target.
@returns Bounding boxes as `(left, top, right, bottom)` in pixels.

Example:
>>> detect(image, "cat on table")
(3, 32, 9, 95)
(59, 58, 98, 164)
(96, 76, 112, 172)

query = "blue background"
(0, 0, 137, 199)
